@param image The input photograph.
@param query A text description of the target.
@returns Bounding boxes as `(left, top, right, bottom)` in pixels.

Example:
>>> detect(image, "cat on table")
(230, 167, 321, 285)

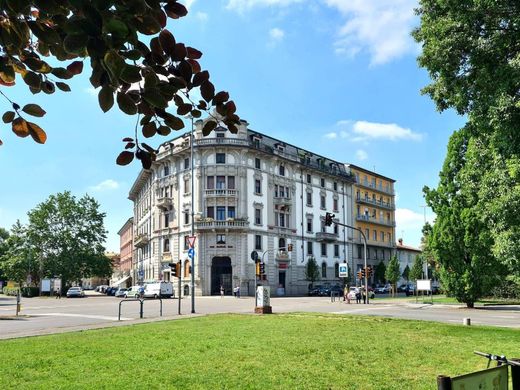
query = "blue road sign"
(188, 248, 195, 259)
(138, 269, 144, 277)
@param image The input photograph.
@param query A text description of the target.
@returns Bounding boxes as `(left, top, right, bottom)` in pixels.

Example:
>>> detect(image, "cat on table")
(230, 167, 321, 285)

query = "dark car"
(308, 285, 323, 296)
(326, 285, 343, 296)
(404, 284, 416, 296)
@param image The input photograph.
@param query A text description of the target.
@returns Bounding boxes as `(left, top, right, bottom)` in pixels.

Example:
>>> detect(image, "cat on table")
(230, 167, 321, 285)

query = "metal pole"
(190, 117, 195, 314)
(178, 262, 181, 315)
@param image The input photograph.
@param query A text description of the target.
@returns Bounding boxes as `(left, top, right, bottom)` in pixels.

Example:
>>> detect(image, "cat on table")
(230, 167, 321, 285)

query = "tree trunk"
(466, 302, 474, 308)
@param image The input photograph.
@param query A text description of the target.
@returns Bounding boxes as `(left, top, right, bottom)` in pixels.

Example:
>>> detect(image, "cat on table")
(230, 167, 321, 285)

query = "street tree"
(305, 257, 320, 289)
(409, 255, 423, 286)
(374, 261, 386, 285)
(26, 191, 112, 288)
(0, 1, 240, 168)
(0, 221, 35, 285)
(385, 255, 400, 297)
(402, 265, 410, 283)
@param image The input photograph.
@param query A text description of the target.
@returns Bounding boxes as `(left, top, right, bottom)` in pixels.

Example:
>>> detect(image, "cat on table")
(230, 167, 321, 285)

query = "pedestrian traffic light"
(169, 262, 181, 278)
(324, 212, 334, 226)
(367, 266, 373, 278)
(259, 262, 265, 275)
(287, 243, 293, 252)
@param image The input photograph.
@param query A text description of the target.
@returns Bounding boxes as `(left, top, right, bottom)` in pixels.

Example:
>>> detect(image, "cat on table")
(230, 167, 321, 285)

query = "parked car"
(66, 286, 85, 298)
(325, 285, 343, 296)
(143, 282, 174, 298)
(404, 284, 416, 296)
(375, 285, 390, 294)
(114, 288, 128, 298)
(108, 286, 118, 296)
(308, 285, 323, 296)
(124, 285, 144, 298)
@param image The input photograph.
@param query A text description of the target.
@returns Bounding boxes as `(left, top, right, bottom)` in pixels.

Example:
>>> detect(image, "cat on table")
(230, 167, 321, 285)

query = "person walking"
(344, 285, 350, 304)
(355, 288, 361, 304)
(236, 285, 240, 298)
(220, 285, 224, 298)
(362, 288, 367, 304)
(55, 288, 61, 299)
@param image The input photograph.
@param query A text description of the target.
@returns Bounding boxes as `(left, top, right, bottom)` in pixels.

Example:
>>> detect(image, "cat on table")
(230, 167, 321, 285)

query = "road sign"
(188, 248, 195, 259)
(250, 250, 259, 261)
(138, 269, 144, 277)
(339, 263, 348, 278)
(187, 236, 196, 248)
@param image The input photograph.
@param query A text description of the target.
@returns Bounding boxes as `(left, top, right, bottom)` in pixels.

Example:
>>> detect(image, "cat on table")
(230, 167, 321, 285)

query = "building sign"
(339, 263, 348, 278)
(278, 263, 287, 269)
(450, 365, 507, 390)
(417, 279, 431, 291)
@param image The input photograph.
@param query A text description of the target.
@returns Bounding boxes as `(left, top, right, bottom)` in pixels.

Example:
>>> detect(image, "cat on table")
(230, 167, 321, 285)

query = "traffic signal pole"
(325, 213, 369, 304)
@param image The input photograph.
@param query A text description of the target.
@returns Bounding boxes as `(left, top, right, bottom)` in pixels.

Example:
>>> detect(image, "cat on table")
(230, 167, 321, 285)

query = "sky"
(0, 0, 465, 252)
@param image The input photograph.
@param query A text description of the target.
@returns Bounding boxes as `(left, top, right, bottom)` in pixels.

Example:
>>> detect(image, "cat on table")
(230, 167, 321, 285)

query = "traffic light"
(357, 270, 362, 280)
(324, 212, 335, 226)
(367, 266, 373, 278)
(361, 268, 366, 278)
(287, 243, 293, 252)
(256, 262, 261, 276)
(169, 262, 181, 278)
(259, 262, 265, 275)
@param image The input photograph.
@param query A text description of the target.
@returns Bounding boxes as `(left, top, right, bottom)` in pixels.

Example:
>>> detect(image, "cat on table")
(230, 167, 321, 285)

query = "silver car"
(66, 286, 85, 298)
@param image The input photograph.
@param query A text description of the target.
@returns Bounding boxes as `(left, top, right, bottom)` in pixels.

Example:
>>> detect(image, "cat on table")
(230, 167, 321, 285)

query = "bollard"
(437, 375, 452, 390)
(511, 359, 520, 390)
(463, 318, 471, 326)
(140, 299, 144, 318)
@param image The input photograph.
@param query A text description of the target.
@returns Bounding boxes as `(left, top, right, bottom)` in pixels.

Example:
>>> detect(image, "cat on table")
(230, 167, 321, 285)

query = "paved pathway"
(0, 294, 518, 340)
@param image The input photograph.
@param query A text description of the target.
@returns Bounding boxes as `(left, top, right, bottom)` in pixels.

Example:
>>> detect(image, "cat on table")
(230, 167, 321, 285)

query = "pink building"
(118, 218, 134, 275)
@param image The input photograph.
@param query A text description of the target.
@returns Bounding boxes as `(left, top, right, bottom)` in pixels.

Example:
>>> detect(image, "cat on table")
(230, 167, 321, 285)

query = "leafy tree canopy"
(0, 0, 240, 168)
(385, 255, 400, 295)
(305, 256, 320, 287)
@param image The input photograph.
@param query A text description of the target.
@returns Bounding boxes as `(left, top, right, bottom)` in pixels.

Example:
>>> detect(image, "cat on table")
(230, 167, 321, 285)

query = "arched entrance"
(211, 257, 232, 295)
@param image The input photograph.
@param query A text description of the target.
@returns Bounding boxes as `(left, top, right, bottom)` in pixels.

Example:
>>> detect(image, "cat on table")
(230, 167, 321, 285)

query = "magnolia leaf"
(67, 61, 83, 75)
(27, 121, 47, 144)
(188, 59, 201, 74)
(63, 33, 88, 54)
(116, 151, 134, 166)
(142, 122, 157, 138)
(2, 111, 15, 123)
(56, 82, 71, 92)
(177, 103, 192, 116)
(202, 120, 217, 136)
(186, 47, 202, 59)
(164, 114, 184, 130)
(98, 85, 114, 112)
(157, 125, 171, 136)
(159, 29, 176, 55)
(213, 91, 229, 105)
(136, 15, 162, 35)
(200, 80, 215, 102)
(120, 65, 142, 84)
(22, 104, 46, 117)
(164, 2, 188, 19)
(122, 137, 134, 142)
(12, 117, 30, 137)
(117, 92, 137, 115)
(22, 71, 41, 89)
(142, 88, 168, 109)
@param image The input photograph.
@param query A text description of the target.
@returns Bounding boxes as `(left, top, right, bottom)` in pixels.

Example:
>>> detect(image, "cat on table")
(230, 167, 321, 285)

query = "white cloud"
(324, 132, 337, 139)
(184, 0, 196, 10)
(269, 27, 285, 41)
(85, 87, 98, 96)
(355, 149, 368, 161)
(89, 179, 120, 192)
(226, 0, 303, 12)
(326, 0, 418, 65)
(332, 120, 422, 142)
(195, 12, 209, 22)
(395, 208, 435, 232)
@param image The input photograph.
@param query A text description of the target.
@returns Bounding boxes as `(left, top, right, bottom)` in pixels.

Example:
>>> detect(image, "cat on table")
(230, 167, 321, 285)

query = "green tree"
(0, 1, 240, 168)
(409, 256, 424, 285)
(402, 265, 410, 282)
(305, 256, 320, 289)
(374, 261, 386, 285)
(0, 221, 35, 285)
(0, 227, 9, 281)
(385, 255, 400, 297)
(26, 191, 112, 288)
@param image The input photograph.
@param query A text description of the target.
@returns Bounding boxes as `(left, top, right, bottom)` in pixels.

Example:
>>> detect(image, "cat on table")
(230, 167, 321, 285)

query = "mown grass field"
(1, 313, 518, 389)
(376, 294, 520, 306)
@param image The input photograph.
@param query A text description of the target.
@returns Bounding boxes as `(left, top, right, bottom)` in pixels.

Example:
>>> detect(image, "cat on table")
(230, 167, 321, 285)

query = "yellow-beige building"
(347, 164, 396, 285)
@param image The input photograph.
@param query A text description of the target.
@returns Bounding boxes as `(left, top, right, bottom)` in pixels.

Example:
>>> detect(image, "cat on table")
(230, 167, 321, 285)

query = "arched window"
(334, 263, 339, 278)
(279, 165, 285, 176)
(163, 238, 170, 252)
(321, 262, 327, 278)
(279, 238, 286, 250)
(184, 260, 190, 278)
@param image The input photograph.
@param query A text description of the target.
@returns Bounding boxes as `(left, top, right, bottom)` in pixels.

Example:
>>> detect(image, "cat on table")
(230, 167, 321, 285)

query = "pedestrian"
(362, 288, 366, 304)
(355, 288, 361, 304)
(344, 285, 350, 304)
(55, 288, 61, 299)
(220, 285, 224, 298)
(236, 285, 240, 298)
(233, 286, 237, 298)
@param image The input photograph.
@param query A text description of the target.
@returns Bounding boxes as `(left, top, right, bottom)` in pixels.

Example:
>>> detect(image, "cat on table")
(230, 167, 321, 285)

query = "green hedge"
(2, 287, 20, 296)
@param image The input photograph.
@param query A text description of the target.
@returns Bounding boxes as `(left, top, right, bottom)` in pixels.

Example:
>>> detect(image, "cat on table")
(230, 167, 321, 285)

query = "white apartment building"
(128, 119, 356, 296)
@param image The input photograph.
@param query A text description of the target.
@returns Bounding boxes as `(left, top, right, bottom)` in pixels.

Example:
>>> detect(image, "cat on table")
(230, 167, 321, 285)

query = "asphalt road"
(1, 294, 519, 339)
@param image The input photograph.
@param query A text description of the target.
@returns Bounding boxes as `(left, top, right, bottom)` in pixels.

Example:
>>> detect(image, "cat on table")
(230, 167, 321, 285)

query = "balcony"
(356, 197, 395, 210)
(156, 196, 173, 210)
(204, 189, 238, 198)
(195, 219, 249, 231)
(273, 196, 292, 206)
(162, 251, 172, 261)
(196, 138, 250, 147)
(315, 232, 338, 242)
(357, 181, 394, 195)
(134, 234, 150, 248)
(356, 215, 396, 227)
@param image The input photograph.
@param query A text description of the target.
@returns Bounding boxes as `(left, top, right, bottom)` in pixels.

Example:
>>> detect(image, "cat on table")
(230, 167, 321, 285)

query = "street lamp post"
(190, 116, 195, 314)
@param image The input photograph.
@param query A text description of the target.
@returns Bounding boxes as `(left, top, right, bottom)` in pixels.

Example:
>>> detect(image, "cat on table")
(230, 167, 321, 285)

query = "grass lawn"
(376, 294, 520, 306)
(1, 313, 519, 389)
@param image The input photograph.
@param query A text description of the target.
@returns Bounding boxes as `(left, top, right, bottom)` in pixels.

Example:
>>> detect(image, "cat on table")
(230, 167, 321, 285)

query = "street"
(1, 294, 519, 340)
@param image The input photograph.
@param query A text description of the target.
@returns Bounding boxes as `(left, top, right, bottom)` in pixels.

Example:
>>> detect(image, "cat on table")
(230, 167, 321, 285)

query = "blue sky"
(0, 0, 464, 251)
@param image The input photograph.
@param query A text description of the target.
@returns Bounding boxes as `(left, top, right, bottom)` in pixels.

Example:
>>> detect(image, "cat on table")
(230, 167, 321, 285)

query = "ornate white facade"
(128, 120, 355, 296)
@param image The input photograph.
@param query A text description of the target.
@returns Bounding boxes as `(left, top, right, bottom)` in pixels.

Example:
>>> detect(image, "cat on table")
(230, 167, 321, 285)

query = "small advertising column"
(255, 286, 272, 314)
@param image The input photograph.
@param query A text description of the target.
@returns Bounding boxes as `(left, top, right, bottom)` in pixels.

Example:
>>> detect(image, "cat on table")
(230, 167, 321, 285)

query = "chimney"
(398, 238, 403, 245)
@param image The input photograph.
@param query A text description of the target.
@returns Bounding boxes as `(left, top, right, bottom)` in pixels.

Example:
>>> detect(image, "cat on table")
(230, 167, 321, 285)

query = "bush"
(2, 287, 20, 296)
(20, 287, 40, 297)
(489, 277, 520, 299)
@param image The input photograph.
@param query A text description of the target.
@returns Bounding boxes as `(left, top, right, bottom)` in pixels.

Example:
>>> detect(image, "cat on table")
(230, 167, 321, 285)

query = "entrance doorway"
(278, 271, 286, 288)
(211, 257, 232, 295)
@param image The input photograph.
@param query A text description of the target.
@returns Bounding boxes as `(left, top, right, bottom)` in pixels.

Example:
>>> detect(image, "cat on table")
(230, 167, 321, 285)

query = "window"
(255, 158, 261, 169)
(321, 220, 326, 233)
(255, 209, 262, 225)
(306, 218, 312, 233)
(216, 234, 226, 245)
(381, 231, 385, 242)
(279, 213, 285, 227)
(255, 179, 261, 194)
(216, 131, 225, 138)
(334, 245, 339, 257)
(279, 238, 286, 250)
(255, 235, 262, 250)
(357, 245, 362, 258)
(320, 195, 326, 209)
(164, 166, 170, 177)
(184, 178, 190, 194)
(373, 230, 377, 241)
(216, 206, 226, 220)
(334, 263, 339, 278)
(184, 210, 189, 225)
(164, 213, 169, 228)
(306, 174, 311, 184)
(334, 224, 338, 235)
(333, 182, 337, 191)
(306, 192, 312, 206)
(365, 228, 369, 240)
(184, 236, 189, 250)
(216, 176, 226, 189)
(207, 176, 214, 189)
(226, 176, 235, 190)
(320, 178, 325, 188)
(207, 207, 214, 219)
(184, 158, 189, 169)
(321, 243, 327, 256)
(321, 262, 327, 278)
(227, 207, 235, 219)
(307, 241, 313, 255)
(164, 238, 170, 252)
(333, 198, 338, 212)
(216, 153, 226, 164)
(279, 165, 285, 176)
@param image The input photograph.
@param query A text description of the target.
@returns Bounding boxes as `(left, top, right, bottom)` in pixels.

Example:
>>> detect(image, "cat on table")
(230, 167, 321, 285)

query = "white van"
(143, 282, 174, 298)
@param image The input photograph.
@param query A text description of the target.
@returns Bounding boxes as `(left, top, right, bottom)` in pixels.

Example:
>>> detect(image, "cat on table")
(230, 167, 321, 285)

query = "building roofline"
(117, 217, 134, 235)
(347, 164, 396, 182)
(396, 243, 421, 253)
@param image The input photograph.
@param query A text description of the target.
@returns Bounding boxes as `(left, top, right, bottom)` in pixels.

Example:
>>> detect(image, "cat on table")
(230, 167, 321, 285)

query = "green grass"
(376, 294, 520, 305)
(0, 313, 519, 389)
